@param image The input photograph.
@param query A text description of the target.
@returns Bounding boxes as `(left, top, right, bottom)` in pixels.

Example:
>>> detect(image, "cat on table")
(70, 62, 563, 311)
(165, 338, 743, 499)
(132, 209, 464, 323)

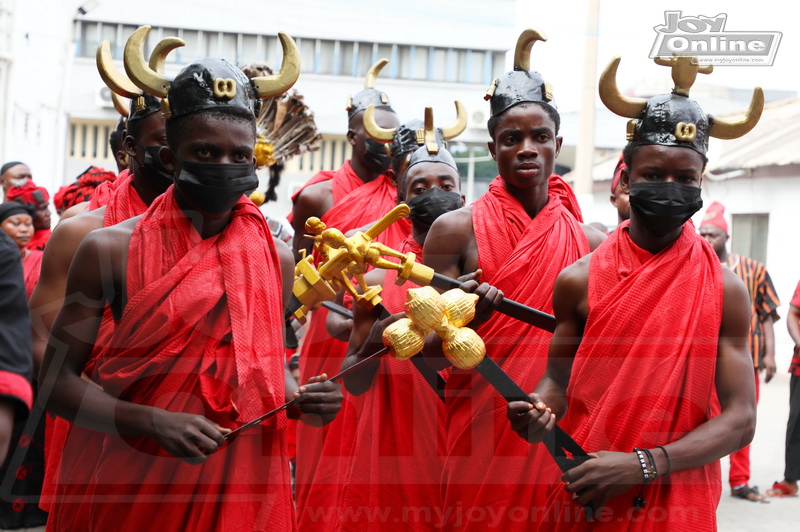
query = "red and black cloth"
(53, 166, 117, 214)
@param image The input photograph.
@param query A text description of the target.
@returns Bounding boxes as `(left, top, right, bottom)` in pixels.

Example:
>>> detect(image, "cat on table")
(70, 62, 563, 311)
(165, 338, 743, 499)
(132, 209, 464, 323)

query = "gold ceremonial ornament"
(249, 190, 266, 207)
(290, 204, 435, 323)
(363, 101, 468, 149)
(599, 55, 764, 140)
(381, 286, 485, 369)
(254, 139, 276, 168)
(96, 34, 185, 118)
(124, 25, 300, 102)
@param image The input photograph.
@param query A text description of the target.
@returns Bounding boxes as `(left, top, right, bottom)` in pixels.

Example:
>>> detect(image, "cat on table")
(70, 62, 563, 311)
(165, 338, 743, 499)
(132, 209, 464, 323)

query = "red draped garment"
(439, 177, 589, 530)
(542, 222, 723, 531)
(47, 189, 294, 531)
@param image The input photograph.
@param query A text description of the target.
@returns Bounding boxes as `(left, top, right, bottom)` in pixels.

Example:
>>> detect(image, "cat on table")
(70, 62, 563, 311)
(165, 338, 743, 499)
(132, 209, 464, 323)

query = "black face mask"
(629, 181, 703, 237)
(132, 141, 174, 186)
(175, 160, 258, 215)
(406, 187, 462, 228)
(364, 138, 391, 173)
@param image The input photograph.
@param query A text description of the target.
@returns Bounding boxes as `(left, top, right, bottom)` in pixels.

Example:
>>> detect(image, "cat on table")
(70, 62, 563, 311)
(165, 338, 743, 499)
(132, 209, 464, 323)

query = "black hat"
(346, 59, 393, 122)
(0, 202, 32, 224)
(123, 26, 300, 120)
(485, 29, 556, 117)
(600, 56, 764, 155)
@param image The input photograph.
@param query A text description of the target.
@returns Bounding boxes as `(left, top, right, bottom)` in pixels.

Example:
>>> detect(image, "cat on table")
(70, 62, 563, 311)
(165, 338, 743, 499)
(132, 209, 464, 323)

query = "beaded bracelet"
(642, 447, 658, 481)
(656, 445, 671, 476)
(633, 448, 651, 484)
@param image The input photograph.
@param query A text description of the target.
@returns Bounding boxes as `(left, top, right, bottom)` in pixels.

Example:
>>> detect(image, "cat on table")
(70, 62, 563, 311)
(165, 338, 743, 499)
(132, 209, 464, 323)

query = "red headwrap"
(6, 181, 49, 206)
(701, 200, 728, 234)
(611, 155, 626, 193)
(53, 166, 117, 214)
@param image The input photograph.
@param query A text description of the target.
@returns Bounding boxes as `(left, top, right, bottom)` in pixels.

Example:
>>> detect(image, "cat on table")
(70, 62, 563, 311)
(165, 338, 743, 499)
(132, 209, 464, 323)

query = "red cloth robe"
(47, 188, 293, 531)
(295, 161, 410, 531)
(22, 249, 43, 299)
(336, 235, 445, 531)
(87, 169, 130, 210)
(41, 176, 146, 523)
(541, 221, 723, 531)
(439, 177, 589, 530)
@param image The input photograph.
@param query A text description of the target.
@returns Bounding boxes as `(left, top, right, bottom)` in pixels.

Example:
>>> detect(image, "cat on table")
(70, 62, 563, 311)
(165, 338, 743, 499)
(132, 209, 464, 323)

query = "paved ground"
(717, 372, 797, 531)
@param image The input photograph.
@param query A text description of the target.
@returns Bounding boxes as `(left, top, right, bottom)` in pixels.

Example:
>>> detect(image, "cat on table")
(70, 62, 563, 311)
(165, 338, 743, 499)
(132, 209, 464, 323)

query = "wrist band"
(642, 447, 658, 481)
(634, 448, 651, 484)
(656, 445, 671, 476)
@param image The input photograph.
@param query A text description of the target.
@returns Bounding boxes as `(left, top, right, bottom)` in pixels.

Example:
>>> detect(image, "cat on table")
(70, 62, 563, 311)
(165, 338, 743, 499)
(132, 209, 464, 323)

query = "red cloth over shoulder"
(439, 177, 589, 530)
(47, 188, 294, 531)
(88, 169, 130, 210)
(542, 221, 723, 530)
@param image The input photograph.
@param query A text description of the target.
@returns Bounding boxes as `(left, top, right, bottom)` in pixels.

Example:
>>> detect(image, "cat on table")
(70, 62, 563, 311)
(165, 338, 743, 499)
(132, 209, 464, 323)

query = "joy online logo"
(649, 11, 781, 66)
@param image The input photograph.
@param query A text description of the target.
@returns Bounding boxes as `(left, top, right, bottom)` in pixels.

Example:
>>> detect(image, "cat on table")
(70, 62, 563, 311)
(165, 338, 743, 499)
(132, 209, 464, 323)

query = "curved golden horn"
(148, 36, 185, 73)
(422, 107, 438, 154)
(598, 57, 648, 118)
(251, 33, 300, 99)
(124, 26, 172, 98)
(441, 100, 468, 140)
(709, 87, 764, 140)
(363, 104, 396, 142)
(96, 40, 142, 99)
(111, 92, 129, 117)
(514, 28, 548, 71)
(364, 58, 389, 88)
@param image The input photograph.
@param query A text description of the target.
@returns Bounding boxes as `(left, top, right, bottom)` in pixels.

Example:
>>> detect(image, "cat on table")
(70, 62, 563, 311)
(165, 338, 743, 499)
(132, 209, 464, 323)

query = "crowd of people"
(0, 24, 798, 531)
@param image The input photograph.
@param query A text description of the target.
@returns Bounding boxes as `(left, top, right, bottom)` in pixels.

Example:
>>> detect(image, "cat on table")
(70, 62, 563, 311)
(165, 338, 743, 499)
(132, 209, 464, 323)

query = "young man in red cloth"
(30, 39, 195, 522)
(6, 182, 52, 251)
(290, 60, 406, 532)
(336, 132, 464, 530)
(507, 56, 763, 530)
(700, 200, 779, 502)
(421, 29, 604, 530)
(39, 28, 341, 531)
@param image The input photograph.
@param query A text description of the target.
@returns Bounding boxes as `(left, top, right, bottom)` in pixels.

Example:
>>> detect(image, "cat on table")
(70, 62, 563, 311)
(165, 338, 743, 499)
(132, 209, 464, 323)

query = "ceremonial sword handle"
(429, 273, 556, 332)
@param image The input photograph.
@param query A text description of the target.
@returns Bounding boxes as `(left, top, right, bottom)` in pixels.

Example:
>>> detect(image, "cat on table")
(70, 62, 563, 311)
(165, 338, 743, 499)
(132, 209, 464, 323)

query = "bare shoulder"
(554, 254, 592, 320)
(579, 223, 607, 251)
(294, 179, 333, 220)
(721, 265, 750, 310)
(557, 254, 592, 289)
(58, 201, 90, 221)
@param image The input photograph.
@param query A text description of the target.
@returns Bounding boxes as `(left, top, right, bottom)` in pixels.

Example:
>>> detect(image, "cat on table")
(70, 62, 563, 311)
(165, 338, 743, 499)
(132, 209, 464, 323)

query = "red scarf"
(24, 229, 49, 251)
(295, 162, 409, 532)
(543, 222, 723, 531)
(336, 235, 446, 531)
(440, 177, 589, 530)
